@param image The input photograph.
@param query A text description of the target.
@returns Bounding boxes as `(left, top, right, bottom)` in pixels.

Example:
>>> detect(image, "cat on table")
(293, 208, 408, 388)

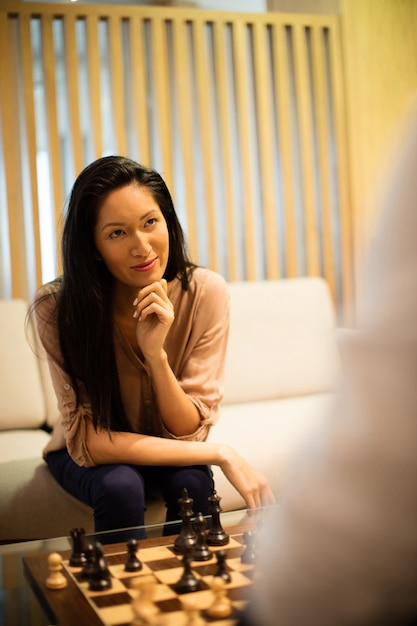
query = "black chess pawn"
(215, 549, 231, 583)
(241, 530, 256, 564)
(80, 542, 96, 580)
(124, 538, 142, 572)
(192, 512, 212, 561)
(173, 545, 202, 594)
(69, 527, 87, 567)
(206, 490, 229, 546)
(173, 488, 197, 555)
(88, 542, 112, 591)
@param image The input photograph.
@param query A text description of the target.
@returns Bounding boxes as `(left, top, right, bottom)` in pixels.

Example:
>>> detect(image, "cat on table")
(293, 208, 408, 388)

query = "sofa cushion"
(0, 429, 50, 462)
(210, 392, 335, 510)
(222, 278, 338, 404)
(0, 300, 47, 430)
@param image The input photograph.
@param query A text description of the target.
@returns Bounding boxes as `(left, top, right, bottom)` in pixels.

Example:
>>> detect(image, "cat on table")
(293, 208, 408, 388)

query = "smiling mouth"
(131, 258, 157, 272)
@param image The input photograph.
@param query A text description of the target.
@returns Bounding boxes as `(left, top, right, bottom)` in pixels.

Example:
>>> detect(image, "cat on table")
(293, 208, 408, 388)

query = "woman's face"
(93, 183, 169, 293)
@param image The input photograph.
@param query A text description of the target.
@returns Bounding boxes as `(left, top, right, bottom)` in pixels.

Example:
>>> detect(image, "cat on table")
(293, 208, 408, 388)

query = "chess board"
(23, 526, 256, 626)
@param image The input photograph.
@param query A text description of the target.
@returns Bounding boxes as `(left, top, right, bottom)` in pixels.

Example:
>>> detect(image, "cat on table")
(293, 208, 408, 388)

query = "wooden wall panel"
(341, 0, 417, 301)
(0, 2, 352, 317)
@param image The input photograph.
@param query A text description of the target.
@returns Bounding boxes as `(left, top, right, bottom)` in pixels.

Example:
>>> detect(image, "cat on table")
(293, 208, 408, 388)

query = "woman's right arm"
(85, 420, 275, 509)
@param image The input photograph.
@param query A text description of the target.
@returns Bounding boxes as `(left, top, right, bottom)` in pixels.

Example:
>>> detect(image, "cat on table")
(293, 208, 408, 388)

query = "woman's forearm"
(86, 421, 223, 467)
(145, 350, 202, 437)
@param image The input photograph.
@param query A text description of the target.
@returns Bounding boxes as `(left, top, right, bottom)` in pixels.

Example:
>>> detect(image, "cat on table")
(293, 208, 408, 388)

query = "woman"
(33, 156, 274, 539)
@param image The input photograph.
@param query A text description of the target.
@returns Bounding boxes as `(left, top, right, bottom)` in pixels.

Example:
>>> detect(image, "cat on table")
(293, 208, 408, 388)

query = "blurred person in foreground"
(242, 103, 417, 626)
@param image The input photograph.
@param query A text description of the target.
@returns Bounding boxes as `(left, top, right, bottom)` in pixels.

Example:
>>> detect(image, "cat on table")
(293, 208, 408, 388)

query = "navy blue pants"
(46, 449, 214, 542)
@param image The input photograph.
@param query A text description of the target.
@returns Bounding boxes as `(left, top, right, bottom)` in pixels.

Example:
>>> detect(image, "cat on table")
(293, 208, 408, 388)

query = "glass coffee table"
(0, 507, 269, 626)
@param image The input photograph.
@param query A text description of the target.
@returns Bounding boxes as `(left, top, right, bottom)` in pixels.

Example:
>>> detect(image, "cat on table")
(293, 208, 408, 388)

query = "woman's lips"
(131, 258, 157, 272)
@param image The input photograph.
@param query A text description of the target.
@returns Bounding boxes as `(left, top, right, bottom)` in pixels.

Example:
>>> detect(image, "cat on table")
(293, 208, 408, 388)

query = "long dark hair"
(41, 156, 194, 432)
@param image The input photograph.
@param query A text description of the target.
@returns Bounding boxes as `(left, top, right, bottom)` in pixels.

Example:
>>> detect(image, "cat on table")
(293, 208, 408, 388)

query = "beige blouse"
(35, 267, 230, 467)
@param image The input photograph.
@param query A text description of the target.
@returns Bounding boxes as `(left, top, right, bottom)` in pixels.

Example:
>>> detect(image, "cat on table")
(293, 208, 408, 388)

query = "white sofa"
(0, 277, 339, 542)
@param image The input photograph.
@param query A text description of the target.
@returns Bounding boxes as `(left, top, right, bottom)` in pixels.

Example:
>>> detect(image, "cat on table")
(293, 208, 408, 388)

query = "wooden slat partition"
(0, 2, 352, 317)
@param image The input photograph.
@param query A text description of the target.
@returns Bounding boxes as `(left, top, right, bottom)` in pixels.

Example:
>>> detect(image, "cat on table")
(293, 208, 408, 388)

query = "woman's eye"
(109, 229, 124, 238)
(146, 218, 157, 227)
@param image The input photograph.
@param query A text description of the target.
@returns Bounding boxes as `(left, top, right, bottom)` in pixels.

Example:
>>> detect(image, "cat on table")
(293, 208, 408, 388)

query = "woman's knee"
(94, 465, 145, 509)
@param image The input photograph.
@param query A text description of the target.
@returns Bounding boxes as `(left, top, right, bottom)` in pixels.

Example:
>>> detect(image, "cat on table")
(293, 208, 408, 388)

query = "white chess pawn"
(131, 576, 159, 625)
(46, 552, 68, 590)
(182, 596, 205, 626)
(206, 576, 232, 619)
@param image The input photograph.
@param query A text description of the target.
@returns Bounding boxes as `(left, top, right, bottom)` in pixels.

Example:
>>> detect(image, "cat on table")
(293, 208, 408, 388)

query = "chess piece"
(80, 542, 96, 580)
(46, 552, 68, 589)
(125, 538, 142, 572)
(241, 530, 256, 564)
(69, 527, 86, 566)
(206, 576, 232, 619)
(206, 490, 229, 546)
(215, 549, 231, 583)
(182, 596, 206, 626)
(192, 512, 212, 561)
(173, 545, 202, 594)
(131, 576, 159, 625)
(88, 542, 112, 591)
(173, 488, 197, 555)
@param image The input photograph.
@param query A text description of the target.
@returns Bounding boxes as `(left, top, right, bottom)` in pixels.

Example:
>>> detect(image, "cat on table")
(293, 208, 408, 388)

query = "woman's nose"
(131, 232, 151, 257)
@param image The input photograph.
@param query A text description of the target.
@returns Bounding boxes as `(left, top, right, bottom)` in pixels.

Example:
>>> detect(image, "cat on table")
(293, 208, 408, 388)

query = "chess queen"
(30, 156, 274, 541)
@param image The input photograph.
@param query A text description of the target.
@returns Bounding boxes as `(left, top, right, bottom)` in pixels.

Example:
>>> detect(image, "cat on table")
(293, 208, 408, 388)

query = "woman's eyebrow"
(100, 209, 159, 232)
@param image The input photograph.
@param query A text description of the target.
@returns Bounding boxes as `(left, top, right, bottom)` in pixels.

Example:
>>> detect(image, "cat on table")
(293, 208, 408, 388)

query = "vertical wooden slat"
(151, 16, 173, 189)
(19, 14, 42, 290)
(86, 14, 103, 159)
(193, 18, 217, 271)
(311, 24, 335, 296)
(293, 21, 320, 276)
(252, 19, 279, 279)
(213, 19, 237, 280)
(328, 18, 353, 315)
(0, 13, 26, 298)
(171, 16, 198, 261)
(271, 21, 297, 276)
(63, 14, 83, 175)
(42, 14, 64, 272)
(129, 15, 151, 166)
(232, 19, 256, 280)
(108, 15, 127, 156)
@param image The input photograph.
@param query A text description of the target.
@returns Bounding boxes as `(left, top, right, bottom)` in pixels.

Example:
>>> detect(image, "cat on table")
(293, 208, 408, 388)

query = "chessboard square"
(155, 597, 183, 613)
(146, 556, 182, 572)
(97, 602, 133, 625)
(106, 553, 127, 566)
(193, 562, 218, 577)
(154, 566, 187, 585)
(92, 591, 131, 609)
(139, 545, 174, 562)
